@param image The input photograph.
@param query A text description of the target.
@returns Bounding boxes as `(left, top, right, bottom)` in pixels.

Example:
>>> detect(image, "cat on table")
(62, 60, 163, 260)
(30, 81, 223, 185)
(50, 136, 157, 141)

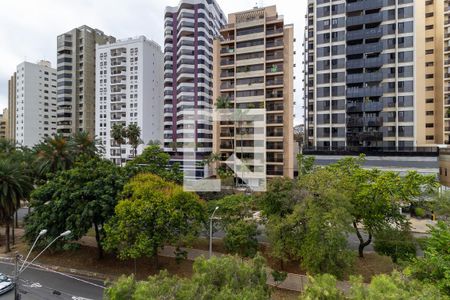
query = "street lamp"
(209, 206, 219, 258)
(14, 230, 71, 300)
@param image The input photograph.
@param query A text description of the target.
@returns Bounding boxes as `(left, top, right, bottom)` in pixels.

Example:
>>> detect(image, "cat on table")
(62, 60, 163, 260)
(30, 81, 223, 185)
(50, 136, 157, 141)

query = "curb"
(0, 255, 114, 282)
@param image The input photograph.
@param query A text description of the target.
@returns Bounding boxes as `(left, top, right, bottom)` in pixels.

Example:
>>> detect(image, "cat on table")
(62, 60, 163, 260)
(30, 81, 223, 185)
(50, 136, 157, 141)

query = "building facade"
(8, 72, 16, 142)
(57, 25, 115, 137)
(96, 36, 164, 164)
(15, 61, 57, 147)
(213, 5, 295, 179)
(444, 0, 450, 143)
(164, 0, 227, 178)
(0, 109, 8, 139)
(304, 0, 445, 149)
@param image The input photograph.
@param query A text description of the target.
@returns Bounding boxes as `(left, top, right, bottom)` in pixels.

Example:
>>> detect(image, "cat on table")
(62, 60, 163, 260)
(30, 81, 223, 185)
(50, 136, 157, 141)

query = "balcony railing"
(347, 86, 383, 98)
(347, 0, 383, 12)
(266, 40, 284, 48)
(346, 27, 383, 41)
(347, 71, 383, 83)
(347, 42, 383, 55)
(346, 13, 383, 26)
(266, 28, 284, 35)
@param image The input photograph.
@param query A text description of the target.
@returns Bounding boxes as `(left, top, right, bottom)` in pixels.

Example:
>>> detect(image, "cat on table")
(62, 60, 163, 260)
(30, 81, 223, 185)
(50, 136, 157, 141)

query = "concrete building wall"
(213, 5, 294, 179)
(0, 109, 8, 139)
(96, 36, 163, 164)
(56, 25, 115, 137)
(15, 61, 57, 147)
(8, 72, 16, 142)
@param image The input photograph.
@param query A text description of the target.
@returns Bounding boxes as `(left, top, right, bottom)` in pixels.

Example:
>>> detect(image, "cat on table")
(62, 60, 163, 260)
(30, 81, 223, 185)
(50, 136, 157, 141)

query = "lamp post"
(14, 230, 71, 299)
(209, 206, 219, 258)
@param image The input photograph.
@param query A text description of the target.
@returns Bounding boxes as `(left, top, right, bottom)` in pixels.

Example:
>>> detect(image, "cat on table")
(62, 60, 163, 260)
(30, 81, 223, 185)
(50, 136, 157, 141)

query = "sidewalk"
(407, 217, 436, 234)
(8, 228, 347, 292)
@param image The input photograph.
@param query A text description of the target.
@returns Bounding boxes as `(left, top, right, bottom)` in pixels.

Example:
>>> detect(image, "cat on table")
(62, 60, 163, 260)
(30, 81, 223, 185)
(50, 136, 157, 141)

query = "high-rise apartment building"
(15, 61, 57, 147)
(96, 36, 164, 164)
(57, 25, 115, 137)
(0, 109, 8, 139)
(7, 72, 16, 142)
(444, 0, 450, 143)
(304, 0, 445, 149)
(213, 5, 295, 179)
(164, 0, 226, 178)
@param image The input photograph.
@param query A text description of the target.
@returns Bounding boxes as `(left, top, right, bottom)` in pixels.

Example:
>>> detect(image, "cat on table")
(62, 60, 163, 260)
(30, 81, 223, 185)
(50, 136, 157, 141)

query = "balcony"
(267, 78, 284, 86)
(365, 117, 383, 127)
(221, 71, 234, 78)
(347, 86, 383, 98)
(267, 92, 283, 99)
(266, 64, 283, 73)
(347, 102, 363, 113)
(347, 132, 383, 142)
(266, 39, 284, 49)
(346, 56, 383, 69)
(346, 27, 383, 41)
(220, 59, 234, 66)
(220, 82, 235, 90)
(346, 13, 383, 26)
(221, 48, 235, 54)
(266, 52, 284, 61)
(363, 102, 383, 112)
(347, 117, 364, 127)
(347, 42, 383, 55)
(266, 28, 284, 36)
(347, 0, 383, 13)
(347, 71, 383, 83)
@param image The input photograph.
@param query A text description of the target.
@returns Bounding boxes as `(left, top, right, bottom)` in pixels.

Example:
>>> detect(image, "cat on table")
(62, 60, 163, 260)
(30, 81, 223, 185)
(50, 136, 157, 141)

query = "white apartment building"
(15, 61, 57, 147)
(96, 36, 164, 164)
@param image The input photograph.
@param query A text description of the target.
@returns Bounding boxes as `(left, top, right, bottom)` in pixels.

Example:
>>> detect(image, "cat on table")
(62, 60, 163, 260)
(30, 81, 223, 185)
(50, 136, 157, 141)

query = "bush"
(373, 227, 416, 263)
(415, 207, 426, 218)
(223, 219, 259, 258)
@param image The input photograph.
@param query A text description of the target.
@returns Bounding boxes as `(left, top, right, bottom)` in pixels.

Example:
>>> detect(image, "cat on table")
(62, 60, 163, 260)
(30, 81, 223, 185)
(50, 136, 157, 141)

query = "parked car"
(0, 273, 14, 295)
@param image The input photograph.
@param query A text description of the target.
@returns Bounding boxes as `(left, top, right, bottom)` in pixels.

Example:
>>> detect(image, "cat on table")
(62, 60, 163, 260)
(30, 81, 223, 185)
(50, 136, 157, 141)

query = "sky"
(0, 0, 306, 124)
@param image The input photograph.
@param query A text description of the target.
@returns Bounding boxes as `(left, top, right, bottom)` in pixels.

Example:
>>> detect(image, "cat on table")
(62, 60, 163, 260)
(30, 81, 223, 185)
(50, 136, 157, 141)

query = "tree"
(125, 145, 183, 184)
(111, 123, 127, 165)
(257, 177, 303, 217)
(25, 158, 126, 257)
(34, 134, 74, 177)
(326, 157, 437, 258)
(293, 124, 304, 150)
(105, 254, 270, 299)
(297, 153, 315, 177)
(0, 159, 33, 252)
(215, 95, 232, 109)
(407, 221, 450, 295)
(224, 219, 259, 258)
(211, 194, 254, 227)
(373, 226, 416, 263)
(71, 131, 100, 159)
(126, 124, 142, 158)
(301, 272, 447, 300)
(0, 138, 16, 156)
(103, 174, 206, 265)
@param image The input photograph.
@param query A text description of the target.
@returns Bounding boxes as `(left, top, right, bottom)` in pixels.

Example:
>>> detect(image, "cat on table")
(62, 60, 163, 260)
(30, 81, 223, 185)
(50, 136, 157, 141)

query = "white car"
(0, 274, 14, 295)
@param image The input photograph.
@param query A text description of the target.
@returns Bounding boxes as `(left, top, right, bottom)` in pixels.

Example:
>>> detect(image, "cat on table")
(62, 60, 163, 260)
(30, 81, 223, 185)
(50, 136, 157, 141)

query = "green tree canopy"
(25, 158, 126, 257)
(103, 173, 206, 264)
(105, 254, 270, 300)
(125, 145, 183, 184)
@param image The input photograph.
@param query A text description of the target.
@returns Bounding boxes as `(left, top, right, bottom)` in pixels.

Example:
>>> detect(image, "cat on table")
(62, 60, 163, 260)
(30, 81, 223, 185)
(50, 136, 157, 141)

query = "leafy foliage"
(407, 221, 450, 295)
(25, 158, 126, 256)
(103, 174, 206, 262)
(125, 123, 142, 158)
(223, 219, 259, 258)
(105, 254, 270, 300)
(125, 145, 183, 184)
(373, 227, 416, 263)
(301, 272, 449, 300)
(297, 154, 315, 177)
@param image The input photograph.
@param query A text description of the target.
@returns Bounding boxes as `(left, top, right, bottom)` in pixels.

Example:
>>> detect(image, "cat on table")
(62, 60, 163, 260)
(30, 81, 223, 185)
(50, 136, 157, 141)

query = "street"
(0, 262, 104, 300)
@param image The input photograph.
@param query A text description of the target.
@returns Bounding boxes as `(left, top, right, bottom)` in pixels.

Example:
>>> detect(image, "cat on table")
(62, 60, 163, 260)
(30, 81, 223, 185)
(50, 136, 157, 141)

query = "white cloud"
(0, 0, 305, 124)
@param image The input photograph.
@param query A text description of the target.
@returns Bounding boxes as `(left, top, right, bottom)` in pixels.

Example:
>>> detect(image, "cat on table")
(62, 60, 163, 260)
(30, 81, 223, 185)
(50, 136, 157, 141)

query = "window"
(426, 98, 434, 103)
(425, 25, 434, 30)
(426, 111, 434, 116)
(426, 49, 434, 55)
(426, 135, 434, 140)
(426, 123, 434, 128)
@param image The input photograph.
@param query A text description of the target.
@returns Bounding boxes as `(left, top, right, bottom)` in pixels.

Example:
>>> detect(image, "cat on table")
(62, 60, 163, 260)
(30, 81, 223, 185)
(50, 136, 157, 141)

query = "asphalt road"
(0, 262, 104, 300)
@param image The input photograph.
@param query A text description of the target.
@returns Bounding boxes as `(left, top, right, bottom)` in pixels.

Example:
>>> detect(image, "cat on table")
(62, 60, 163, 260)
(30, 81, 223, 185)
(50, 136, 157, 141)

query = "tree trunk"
(5, 223, 10, 253)
(15, 210, 18, 228)
(353, 221, 372, 258)
(11, 219, 15, 245)
(94, 223, 104, 259)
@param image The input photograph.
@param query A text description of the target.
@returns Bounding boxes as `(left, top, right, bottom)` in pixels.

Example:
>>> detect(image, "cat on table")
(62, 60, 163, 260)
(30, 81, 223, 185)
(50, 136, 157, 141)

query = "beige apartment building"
(213, 5, 294, 179)
(0, 109, 8, 139)
(444, 0, 450, 144)
(8, 72, 16, 142)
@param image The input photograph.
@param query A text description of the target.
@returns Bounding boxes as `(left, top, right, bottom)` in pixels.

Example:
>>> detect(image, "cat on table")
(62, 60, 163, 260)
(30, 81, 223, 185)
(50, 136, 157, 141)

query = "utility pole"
(14, 252, 20, 300)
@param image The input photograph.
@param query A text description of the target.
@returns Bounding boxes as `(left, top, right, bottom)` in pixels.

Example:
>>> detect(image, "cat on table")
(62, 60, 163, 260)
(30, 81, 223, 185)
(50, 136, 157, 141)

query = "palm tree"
(0, 139, 16, 156)
(71, 131, 99, 159)
(0, 159, 32, 252)
(215, 96, 232, 109)
(126, 124, 142, 158)
(34, 134, 74, 177)
(111, 123, 126, 165)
